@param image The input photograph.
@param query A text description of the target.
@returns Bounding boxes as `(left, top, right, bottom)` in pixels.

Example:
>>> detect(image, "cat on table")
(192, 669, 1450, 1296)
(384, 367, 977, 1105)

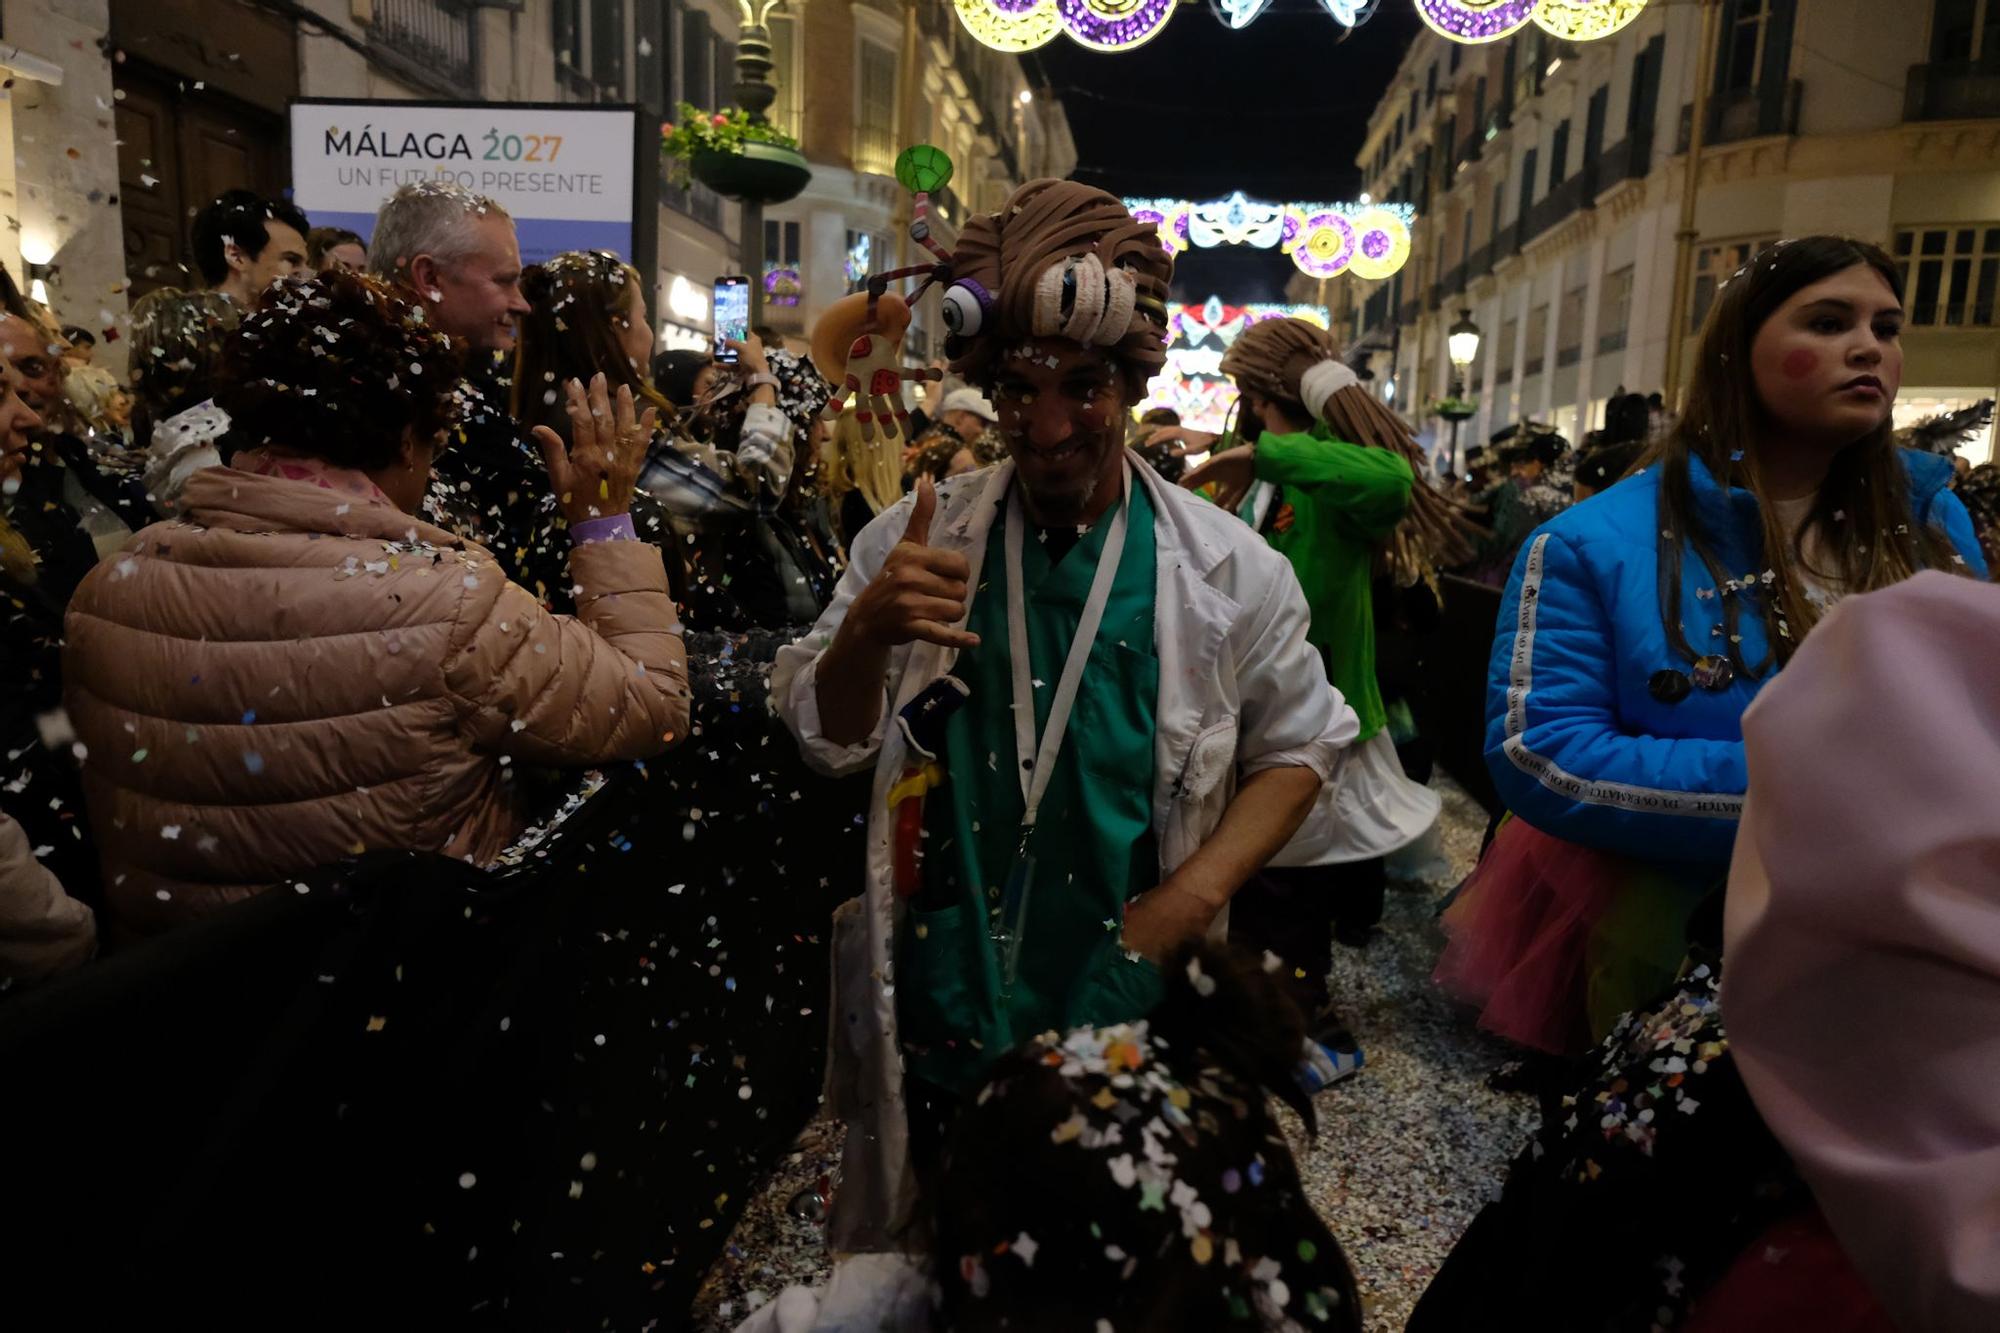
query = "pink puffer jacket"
(64, 465, 690, 936)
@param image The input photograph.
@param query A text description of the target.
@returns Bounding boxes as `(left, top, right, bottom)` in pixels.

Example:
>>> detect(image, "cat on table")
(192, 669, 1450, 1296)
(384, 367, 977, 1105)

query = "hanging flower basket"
(1432, 397, 1478, 422)
(661, 103, 810, 205)
(691, 142, 811, 204)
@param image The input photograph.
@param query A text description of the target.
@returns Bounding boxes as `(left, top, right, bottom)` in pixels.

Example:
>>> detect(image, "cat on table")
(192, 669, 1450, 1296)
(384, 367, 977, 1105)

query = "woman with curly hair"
(62, 270, 690, 938)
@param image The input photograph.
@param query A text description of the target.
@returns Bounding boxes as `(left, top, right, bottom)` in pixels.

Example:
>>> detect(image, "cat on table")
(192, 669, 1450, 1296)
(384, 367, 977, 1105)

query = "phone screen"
(713, 276, 749, 363)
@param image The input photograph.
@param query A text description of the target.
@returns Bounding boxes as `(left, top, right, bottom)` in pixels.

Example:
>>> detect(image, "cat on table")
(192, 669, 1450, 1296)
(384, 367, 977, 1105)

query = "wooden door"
(113, 62, 284, 299)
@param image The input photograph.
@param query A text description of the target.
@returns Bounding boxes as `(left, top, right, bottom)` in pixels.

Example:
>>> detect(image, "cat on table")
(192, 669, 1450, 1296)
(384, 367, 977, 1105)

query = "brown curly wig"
(947, 179, 1173, 399)
(216, 269, 465, 472)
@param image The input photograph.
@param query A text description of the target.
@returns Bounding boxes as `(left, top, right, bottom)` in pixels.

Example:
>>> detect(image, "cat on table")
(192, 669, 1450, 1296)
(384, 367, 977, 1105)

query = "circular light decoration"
(1414, 0, 1536, 44)
(1130, 201, 1192, 258)
(894, 144, 955, 195)
(1290, 211, 1358, 279)
(953, 0, 1064, 51)
(1346, 208, 1412, 281)
(1530, 0, 1647, 40)
(1056, 0, 1176, 51)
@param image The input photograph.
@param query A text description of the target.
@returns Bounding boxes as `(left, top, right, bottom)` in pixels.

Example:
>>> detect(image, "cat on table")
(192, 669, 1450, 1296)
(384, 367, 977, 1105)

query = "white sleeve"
(734, 401, 796, 496)
(771, 491, 920, 777)
(1229, 548, 1356, 782)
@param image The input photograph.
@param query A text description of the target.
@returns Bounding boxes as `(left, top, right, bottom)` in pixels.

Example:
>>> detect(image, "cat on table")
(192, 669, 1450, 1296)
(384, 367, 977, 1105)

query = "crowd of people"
(2, 171, 1996, 1332)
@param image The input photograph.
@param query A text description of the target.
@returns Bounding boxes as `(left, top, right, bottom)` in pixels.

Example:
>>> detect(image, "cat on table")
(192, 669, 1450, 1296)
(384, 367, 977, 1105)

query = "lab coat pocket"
(1163, 717, 1239, 867)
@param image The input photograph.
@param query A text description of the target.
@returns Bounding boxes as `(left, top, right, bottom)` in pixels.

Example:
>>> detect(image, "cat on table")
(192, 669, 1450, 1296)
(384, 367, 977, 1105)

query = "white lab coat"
(771, 453, 1358, 1253)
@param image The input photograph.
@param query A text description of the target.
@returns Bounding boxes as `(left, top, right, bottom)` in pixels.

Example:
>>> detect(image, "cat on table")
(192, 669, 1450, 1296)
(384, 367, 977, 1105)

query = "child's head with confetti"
(932, 942, 1360, 1332)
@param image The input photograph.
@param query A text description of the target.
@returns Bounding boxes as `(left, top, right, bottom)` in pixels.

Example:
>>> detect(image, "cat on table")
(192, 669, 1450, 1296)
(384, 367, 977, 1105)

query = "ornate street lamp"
(1441, 308, 1482, 474)
(695, 0, 813, 325)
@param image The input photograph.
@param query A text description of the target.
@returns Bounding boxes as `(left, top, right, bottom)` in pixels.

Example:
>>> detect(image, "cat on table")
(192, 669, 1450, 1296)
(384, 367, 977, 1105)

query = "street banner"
(289, 99, 638, 265)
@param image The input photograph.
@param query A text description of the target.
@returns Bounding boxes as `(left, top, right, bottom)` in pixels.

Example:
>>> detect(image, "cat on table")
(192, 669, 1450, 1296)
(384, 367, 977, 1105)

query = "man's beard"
(1011, 428, 1119, 526)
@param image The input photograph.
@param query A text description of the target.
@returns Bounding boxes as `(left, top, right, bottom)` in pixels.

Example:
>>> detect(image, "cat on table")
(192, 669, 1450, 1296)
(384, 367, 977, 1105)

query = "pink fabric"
(1434, 816, 1616, 1054)
(1724, 570, 2000, 1333)
(231, 448, 395, 507)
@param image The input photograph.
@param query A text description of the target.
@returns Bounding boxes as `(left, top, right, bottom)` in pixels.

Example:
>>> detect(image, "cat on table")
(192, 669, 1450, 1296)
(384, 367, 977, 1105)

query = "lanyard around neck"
(1003, 461, 1131, 831)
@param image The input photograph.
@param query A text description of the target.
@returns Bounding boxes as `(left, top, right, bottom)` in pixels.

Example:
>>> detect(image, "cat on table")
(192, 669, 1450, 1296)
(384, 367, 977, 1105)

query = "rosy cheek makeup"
(1780, 348, 1817, 380)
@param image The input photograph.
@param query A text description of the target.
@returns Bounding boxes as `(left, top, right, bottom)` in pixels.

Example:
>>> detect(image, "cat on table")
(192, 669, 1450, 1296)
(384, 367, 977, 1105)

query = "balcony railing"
(1469, 240, 1494, 279)
(368, 0, 476, 96)
(1678, 81, 1803, 151)
(660, 165, 725, 232)
(1521, 171, 1591, 245)
(1556, 343, 1581, 368)
(1906, 60, 2000, 121)
(1593, 132, 1652, 191)
(1598, 328, 1627, 354)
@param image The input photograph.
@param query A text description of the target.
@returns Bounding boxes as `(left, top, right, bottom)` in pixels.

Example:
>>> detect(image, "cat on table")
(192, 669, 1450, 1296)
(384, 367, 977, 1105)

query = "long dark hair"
(1656, 235, 1965, 676)
(512, 250, 672, 432)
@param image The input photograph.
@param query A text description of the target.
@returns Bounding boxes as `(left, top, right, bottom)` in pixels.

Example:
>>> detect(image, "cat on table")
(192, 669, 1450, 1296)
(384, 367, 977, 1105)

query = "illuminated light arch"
(1140, 297, 1333, 434)
(1057, 0, 1177, 50)
(1210, 0, 1379, 31)
(951, 0, 1064, 51)
(1345, 207, 1413, 282)
(1414, 0, 1537, 44)
(1125, 193, 1417, 281)
(952, 0, 1173, 51)
(1530, 0, 1647, 41)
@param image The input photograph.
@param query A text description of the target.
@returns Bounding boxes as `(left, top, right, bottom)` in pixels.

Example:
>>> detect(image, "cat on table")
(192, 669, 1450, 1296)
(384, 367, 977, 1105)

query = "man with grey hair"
(368, 180, 530, 352)
(368, 180, 677, 611)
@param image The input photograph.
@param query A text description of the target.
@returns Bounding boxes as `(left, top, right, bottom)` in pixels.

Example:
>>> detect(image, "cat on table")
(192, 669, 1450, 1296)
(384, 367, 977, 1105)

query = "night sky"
(1036, 0, 1420, 303)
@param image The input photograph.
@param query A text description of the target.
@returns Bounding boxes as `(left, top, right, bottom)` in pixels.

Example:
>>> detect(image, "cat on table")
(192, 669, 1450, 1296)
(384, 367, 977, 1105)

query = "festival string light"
(952, 0, 1174, 52)
(955, 0, 1642, 50)
(1126, 191, 1417, 281)
(1415, 0, 1646, 45)
(1208, 0, 1378, 32)
(1528, 0, 1648, 41)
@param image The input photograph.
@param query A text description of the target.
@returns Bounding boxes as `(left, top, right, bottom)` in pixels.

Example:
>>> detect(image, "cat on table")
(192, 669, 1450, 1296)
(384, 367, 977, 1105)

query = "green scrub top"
(1240, 425, 1413, 741)
(897, 475, 1164, 1095)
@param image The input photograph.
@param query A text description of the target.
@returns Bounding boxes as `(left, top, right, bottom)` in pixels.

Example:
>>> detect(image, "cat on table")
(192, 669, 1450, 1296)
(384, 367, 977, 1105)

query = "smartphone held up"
(713, 275, 749, 364)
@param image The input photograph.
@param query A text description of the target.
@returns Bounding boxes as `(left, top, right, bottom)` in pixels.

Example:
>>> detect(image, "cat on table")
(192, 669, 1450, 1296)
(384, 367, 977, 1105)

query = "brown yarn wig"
(1221, 316, 1477, 573)
(947, 179, 1173, 399)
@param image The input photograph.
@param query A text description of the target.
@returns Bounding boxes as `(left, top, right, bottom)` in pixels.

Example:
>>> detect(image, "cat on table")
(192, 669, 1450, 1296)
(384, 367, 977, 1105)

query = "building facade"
(1330, 0, 2000, 466)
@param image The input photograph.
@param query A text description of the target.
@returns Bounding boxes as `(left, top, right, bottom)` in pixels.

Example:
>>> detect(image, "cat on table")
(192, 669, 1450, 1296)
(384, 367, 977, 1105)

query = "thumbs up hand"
(846, 475, 980, 650)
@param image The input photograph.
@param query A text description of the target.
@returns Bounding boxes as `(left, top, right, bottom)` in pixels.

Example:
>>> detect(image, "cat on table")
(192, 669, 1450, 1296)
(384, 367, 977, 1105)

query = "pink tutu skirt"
(1435, 817, 1710, 1055)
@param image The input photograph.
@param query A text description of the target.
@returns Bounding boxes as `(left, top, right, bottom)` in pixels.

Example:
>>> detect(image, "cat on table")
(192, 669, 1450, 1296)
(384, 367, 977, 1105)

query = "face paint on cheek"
(1781, 348, 1817, 380)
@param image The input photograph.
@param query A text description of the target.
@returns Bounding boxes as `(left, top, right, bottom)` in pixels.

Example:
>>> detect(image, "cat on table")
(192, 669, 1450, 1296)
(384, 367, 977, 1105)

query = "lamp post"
(1664, 0, 1725, 407)
(1443, 307, 1482, 474)
(697, 0, 814, 328)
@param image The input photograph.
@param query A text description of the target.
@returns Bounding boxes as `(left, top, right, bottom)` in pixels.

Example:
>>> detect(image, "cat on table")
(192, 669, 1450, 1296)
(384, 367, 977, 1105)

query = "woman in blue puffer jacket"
(1436, 235, 1987, 1054)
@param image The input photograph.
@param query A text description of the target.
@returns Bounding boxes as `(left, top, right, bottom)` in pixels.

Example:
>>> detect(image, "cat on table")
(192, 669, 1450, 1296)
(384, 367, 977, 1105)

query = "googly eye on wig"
(940, 279, 995, 338)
